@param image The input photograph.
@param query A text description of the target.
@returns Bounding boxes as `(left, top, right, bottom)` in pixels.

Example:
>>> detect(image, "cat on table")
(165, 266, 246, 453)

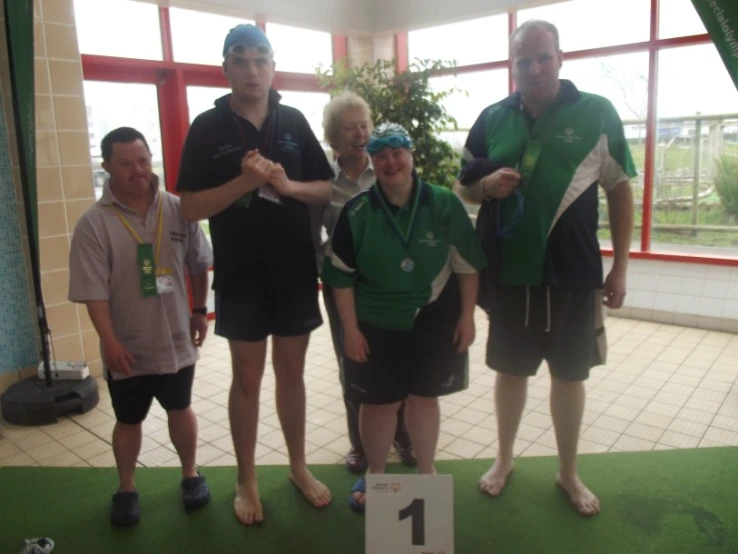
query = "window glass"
(651, 44, 738, 252)
(186, 86, 231, 242)
(561, 52, 649, 250)
(517, 0, 650, 52)
(409, 15, 509, 66)
(74, 0, 162, 60)
(187, 86, 231, 123)
(431, 69, 509, 157)
(278, 90, 332, 151)
(170, 8, 254, 65)
(266, 23, 332, 74)
(659, 0, 708, 39)
(83, 82, 165, 198)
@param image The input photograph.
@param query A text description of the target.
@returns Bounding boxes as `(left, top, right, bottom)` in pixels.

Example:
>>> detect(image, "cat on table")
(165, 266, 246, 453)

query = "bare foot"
(479, 459, 514, 497)
(290, 467, 332, 508)
(351, 489, 365, 508)
(556, 473, 600, 516)
(234, 479, 264, 525)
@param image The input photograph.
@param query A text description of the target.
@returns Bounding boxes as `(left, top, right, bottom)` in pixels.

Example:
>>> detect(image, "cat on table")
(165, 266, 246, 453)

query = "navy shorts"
(343, 278, 469, 405)
(107, 365, 195, 425)
(214, 282, 323, 342)
(486, 287, 607, 381)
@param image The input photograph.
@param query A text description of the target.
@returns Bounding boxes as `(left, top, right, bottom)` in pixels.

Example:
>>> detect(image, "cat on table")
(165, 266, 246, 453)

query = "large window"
(653, 44, 738, 253)
(186, 86, 231, 123)
(74, 0, 162, 60)
(83, 82, 165, 198)
(76, 1, 737, 266)
(278, 90, 332, 151)
(517, 0, 650, 52)
(266, 23, 332, 74)
(185, 86, 231, 243)
(170, 8, 254, 66)
(659, 0, 708, 39)
(431, 69, 509, 154)
(561, 53, 650, 250)
(408, 15, 509, 66)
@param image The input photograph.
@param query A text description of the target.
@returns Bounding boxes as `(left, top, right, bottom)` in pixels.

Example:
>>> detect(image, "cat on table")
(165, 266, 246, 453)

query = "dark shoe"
(181, 473, 211, 512)
(394, 440, 417, 467)
(111, 490, 140, 526)
(345, 447, 368, 473)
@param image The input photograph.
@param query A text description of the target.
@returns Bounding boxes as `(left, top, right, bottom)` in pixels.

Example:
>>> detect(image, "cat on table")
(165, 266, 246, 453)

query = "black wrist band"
(192, 307, 207, 316)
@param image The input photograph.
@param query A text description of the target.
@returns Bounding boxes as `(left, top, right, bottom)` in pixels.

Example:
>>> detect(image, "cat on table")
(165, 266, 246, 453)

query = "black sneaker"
(181, 473, 211, 512)
(110, 490, 140, 526)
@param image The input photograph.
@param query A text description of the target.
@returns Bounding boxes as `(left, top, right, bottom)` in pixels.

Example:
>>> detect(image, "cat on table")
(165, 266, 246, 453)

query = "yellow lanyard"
(110, 194, 164, 264)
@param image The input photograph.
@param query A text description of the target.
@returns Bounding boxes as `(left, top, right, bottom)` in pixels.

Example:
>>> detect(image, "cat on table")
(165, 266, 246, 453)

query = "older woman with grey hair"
(316, 91, 415, 473)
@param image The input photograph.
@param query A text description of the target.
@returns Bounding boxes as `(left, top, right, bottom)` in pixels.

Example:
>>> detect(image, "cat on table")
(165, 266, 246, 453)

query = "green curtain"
(4, 0, 37, 262)
(692, 0, 738, 91)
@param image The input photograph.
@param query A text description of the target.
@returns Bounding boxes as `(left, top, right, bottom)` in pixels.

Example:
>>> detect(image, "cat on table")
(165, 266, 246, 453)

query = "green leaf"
(317, 57, 464, 188)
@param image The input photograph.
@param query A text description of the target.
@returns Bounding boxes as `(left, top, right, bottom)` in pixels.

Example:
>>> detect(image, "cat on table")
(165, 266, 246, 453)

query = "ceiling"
(140, 0, 562, 35)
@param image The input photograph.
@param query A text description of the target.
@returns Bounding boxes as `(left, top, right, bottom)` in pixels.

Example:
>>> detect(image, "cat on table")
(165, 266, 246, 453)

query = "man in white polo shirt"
(69, 127, 213, 527)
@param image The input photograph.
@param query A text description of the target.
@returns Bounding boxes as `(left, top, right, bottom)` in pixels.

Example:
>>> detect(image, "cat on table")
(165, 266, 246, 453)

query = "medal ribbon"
(374, 181, 422, 254)
(110, 192, 164, 263)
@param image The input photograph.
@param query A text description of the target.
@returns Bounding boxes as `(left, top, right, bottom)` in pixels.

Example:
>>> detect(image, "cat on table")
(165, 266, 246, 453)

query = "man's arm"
(270, 162, 331, 205)
(283, 179, 332, 205)
(453, 178, 485, 205)
(453, 168, 521, 205)
(179, 150, 274, 222)
(189, 271, 209, 310)
(85, 301, 117, 348)
(188, 270, 210, 347)
(604, 179, 634, 308)
(179, 176, 254, 222)
(85, 301, 135, 375)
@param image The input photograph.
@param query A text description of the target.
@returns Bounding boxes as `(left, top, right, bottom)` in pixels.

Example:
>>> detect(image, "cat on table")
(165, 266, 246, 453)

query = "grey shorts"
(486, 286, 607, 381)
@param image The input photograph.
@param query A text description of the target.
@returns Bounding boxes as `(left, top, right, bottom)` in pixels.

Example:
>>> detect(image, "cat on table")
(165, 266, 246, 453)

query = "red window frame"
(81, 3, 737, 268)
(402, 1, 737, 267)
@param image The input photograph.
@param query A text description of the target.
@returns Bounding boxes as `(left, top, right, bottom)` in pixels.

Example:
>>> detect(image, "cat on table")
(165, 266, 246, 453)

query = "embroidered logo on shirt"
(556, 128, 581, 144)
(212, 143, 241, 159)
(277, 133, 299, 153)
(419, 231, 442, 247)
(169, 230, 186, 243)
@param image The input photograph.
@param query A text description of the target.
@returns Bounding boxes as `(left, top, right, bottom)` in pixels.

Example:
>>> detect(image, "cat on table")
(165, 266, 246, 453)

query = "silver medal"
(400, 258, 415, 272)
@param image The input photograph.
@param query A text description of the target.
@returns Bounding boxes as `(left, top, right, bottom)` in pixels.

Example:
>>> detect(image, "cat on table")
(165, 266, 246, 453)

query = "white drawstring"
(545, 286, 551, 333)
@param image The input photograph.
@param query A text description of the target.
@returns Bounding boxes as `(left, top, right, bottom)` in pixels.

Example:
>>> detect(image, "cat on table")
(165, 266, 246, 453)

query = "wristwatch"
(192, 307, 207, 316)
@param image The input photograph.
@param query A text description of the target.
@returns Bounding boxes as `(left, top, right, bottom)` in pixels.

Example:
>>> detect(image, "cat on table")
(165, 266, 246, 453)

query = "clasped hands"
(241, 149, 293, 197)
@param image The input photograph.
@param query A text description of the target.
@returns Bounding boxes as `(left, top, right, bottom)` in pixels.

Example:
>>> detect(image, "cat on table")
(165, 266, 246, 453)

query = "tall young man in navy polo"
(177, 24, 334, 525)
(455, 20, 635, 516)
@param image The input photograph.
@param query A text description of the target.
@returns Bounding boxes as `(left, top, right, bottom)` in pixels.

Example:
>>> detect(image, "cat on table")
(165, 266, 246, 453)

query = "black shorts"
(343, 279, 469, 405)
(486, 286, 607, 381)
(214, 282, 322, 342)
(107, 365, 195, 425)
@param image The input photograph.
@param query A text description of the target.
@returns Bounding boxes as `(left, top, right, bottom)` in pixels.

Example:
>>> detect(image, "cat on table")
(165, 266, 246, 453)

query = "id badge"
(258, 184, 282, 204)
(137, 243, 158, 297)
(155, 268, 174, 295)
(519, 140, 542, 187)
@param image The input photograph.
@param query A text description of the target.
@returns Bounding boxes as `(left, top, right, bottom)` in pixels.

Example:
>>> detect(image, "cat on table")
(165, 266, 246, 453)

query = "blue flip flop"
(349, 477, 366, 513)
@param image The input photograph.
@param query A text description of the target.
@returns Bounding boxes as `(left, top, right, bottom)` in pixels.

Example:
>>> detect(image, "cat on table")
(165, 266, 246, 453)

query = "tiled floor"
(2, 308, 738, 470)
